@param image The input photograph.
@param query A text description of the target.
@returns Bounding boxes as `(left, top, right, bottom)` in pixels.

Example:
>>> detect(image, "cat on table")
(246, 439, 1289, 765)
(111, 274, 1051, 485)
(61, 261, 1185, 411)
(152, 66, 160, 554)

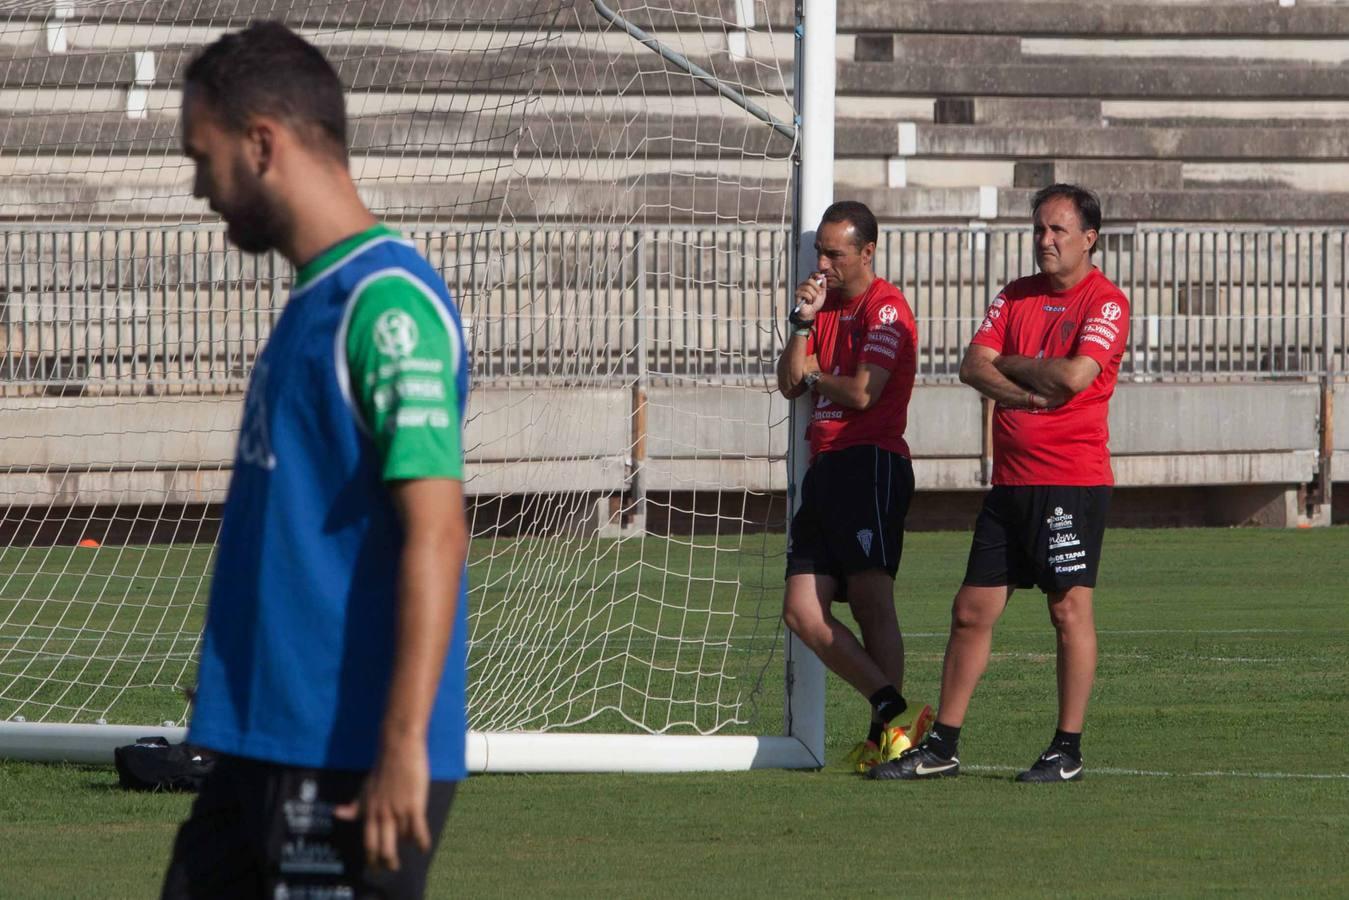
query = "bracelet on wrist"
(788, 309, 815, 331)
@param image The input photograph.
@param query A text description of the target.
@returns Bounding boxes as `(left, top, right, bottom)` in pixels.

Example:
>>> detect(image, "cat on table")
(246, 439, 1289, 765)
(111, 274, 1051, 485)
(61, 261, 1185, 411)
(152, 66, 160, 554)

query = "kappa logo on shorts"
(856, 529, 874, 557)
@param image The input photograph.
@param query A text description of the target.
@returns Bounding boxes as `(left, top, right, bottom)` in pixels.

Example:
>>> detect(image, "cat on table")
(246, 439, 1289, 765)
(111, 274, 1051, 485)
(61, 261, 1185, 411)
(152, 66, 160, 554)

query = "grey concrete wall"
(0, 389, 633, 465)
(907, 385, 982, 457)
(642, 383, 984, 460)
(0, 388, 635, 502)
(1109, 383, 1320, 454)
(1, 395, 240, 469)
(645, 385, 786, 460)
(1, 383, 1334, 506)
(468, 389, 629, 462)
(1113, 451, 1316, 488)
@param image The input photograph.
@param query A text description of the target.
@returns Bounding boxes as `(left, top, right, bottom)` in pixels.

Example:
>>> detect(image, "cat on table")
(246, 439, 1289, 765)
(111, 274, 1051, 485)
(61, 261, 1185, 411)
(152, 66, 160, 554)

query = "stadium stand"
(845, 1, 1349, 224)
(2, 1, 1349, 222)
(7, 1, 1349, 223)
(0, 0, 1345, 527)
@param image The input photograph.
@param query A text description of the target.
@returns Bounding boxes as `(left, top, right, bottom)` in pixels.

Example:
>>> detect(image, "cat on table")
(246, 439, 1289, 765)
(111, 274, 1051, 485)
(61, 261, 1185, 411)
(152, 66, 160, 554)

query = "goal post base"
(0, 722, 824, 772)
(0, 721, 189, 765)
(469, 731, 823, 773)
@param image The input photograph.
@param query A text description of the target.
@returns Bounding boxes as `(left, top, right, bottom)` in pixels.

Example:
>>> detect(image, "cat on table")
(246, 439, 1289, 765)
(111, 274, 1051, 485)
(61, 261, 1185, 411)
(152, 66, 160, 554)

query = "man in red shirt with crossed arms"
(776, 200, 933, 773)
(870, 184, 1129, 783)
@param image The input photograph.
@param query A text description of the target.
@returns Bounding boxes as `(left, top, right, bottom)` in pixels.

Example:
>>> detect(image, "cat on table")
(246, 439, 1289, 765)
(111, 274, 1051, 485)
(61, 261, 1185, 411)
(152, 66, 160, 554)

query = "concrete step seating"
(834, 1, 1349, 38)
(0, 1, 1344, 224)
(21, 1, 1347, 37)
(845, 2, 1349, 223)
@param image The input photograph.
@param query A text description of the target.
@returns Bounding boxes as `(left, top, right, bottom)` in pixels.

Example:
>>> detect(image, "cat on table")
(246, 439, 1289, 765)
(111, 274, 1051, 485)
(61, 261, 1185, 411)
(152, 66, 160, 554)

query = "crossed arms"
(959, 344, 1101, 410)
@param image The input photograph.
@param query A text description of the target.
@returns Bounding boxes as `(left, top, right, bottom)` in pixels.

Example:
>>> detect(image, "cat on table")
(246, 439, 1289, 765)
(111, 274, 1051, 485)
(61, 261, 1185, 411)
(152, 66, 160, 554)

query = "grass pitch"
(2, 527, 1347, 897)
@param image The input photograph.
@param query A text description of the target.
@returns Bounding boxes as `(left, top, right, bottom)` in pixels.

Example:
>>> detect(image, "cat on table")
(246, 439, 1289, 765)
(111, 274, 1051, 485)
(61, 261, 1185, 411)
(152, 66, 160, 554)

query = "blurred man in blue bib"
(162, 22, 470, 900)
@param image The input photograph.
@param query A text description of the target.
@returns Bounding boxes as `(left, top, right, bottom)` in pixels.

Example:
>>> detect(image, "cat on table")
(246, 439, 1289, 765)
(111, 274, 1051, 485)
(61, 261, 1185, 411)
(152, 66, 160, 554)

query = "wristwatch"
(803, 371, 822, 389)
(788, 308, 814, 332)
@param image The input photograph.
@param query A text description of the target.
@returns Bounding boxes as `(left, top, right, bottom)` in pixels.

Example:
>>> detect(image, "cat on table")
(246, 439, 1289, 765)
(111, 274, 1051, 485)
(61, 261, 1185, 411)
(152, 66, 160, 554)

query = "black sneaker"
(1016, 748, 1084, 783)
(865, 742, 960, 781)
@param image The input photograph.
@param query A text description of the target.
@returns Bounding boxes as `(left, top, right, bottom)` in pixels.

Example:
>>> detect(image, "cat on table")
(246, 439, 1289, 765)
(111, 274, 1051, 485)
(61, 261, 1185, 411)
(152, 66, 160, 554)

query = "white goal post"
(0, 0, 832, 772)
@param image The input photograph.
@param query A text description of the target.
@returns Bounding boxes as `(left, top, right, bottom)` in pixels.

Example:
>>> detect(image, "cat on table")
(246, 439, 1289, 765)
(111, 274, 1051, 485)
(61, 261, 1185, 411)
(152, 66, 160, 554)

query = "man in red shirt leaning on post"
(869, 184, 1130, 784)
(776, 200, 933, 773)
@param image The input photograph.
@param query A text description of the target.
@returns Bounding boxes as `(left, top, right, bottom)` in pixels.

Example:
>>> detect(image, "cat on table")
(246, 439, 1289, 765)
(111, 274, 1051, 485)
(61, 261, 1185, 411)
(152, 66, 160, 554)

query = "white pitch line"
(966, 764, 1349, 780)
(984, 652, 1296, 663)
(900, 628, 1333, 638)
(898, 652, 1305, 664)
(1079, 631, 1322, 636)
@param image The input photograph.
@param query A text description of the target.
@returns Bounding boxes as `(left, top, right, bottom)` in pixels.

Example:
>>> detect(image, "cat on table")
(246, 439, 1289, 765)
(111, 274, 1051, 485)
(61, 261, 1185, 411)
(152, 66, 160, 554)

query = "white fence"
(3, 225, 1346, 393)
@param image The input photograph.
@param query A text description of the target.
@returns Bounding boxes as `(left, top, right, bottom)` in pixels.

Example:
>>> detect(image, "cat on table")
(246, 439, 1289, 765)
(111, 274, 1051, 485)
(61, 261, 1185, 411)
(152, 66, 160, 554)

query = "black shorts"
(963, 485, 1111, 594)
(786, 444, 914, 584)
(161, 754, 457, 900)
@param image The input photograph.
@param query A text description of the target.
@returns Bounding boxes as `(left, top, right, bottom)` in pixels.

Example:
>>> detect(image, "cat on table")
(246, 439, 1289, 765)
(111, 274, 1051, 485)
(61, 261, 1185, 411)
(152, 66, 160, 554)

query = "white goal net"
(0, 0, 812, 769)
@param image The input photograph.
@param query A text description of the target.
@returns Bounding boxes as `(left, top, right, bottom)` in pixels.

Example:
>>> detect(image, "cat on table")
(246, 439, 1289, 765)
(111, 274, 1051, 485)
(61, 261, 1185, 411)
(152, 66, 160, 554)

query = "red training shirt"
(970, 266, 1130, 486)
(804, 276, 917, 461)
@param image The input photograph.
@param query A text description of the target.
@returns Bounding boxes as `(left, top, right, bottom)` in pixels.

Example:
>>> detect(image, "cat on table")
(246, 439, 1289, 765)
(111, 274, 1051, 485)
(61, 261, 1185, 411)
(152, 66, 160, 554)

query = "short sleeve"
(970, 290, 1011, 352)
(1074, 291, 1131, 366)
(859, 295, 913, 372)
(344, 275, 464, 481)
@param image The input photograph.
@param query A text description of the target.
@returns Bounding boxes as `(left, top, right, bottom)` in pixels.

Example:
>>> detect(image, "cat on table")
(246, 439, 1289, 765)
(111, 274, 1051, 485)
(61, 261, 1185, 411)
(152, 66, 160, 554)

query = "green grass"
(2, 528, 1348, 897)
(1, 534, 788, 732)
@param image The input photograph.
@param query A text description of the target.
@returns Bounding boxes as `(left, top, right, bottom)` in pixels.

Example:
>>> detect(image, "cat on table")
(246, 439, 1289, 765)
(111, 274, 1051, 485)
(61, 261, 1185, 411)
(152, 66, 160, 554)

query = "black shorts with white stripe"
(786, 444, 914, 586)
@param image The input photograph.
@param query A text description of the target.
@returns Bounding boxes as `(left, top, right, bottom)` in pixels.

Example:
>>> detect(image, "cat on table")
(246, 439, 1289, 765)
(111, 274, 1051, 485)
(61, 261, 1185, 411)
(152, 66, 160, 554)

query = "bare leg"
(846, 569, 904, 693)
(782, 573, 889, 698)
(934, 584, 1011, 727)
(1046, 586, 1097, 733)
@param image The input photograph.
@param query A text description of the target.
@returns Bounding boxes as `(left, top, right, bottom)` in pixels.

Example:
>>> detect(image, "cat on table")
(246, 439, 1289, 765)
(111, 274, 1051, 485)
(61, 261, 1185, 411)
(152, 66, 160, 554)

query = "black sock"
(867, 720, 884, 745)
(868, 686, 907, 725)
(1052, 729, 1082, 761)
(925, 722, 961, 760)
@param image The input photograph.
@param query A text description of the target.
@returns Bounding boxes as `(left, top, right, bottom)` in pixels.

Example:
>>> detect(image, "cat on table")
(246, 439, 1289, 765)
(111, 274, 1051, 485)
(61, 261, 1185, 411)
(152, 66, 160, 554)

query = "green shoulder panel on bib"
(344, 274, 463, 481)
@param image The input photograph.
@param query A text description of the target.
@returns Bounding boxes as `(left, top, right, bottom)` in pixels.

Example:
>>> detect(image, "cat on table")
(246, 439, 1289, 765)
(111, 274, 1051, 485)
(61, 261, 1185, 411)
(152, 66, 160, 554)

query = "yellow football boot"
(881, 703, 935, 761)
(844, 739, 885, 774)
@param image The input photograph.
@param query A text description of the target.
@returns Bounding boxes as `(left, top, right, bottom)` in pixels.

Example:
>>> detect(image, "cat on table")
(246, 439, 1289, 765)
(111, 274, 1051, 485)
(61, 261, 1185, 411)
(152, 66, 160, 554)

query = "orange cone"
(77, 538, 100, 548)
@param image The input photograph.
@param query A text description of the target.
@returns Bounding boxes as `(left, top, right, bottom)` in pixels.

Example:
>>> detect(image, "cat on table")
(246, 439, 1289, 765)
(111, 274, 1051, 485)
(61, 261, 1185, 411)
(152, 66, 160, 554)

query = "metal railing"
(2, 225, 1344, 393)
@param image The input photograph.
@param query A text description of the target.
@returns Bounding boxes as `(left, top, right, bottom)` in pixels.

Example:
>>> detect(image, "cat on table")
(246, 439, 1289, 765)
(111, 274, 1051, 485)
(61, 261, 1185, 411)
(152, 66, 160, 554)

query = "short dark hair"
(185, 21, 348, 160)
(819, 200, 878, 251)
(1031, 183, 1102, 252)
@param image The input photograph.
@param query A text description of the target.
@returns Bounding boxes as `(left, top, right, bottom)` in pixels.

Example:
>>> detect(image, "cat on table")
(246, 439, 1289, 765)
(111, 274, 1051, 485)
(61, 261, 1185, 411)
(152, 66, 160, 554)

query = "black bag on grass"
(114, 736, 216, 792)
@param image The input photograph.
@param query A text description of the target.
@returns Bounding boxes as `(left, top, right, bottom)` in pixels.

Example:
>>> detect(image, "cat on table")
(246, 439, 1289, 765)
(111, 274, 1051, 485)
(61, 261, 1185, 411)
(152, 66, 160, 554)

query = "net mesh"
(0, 0, 798, 737)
